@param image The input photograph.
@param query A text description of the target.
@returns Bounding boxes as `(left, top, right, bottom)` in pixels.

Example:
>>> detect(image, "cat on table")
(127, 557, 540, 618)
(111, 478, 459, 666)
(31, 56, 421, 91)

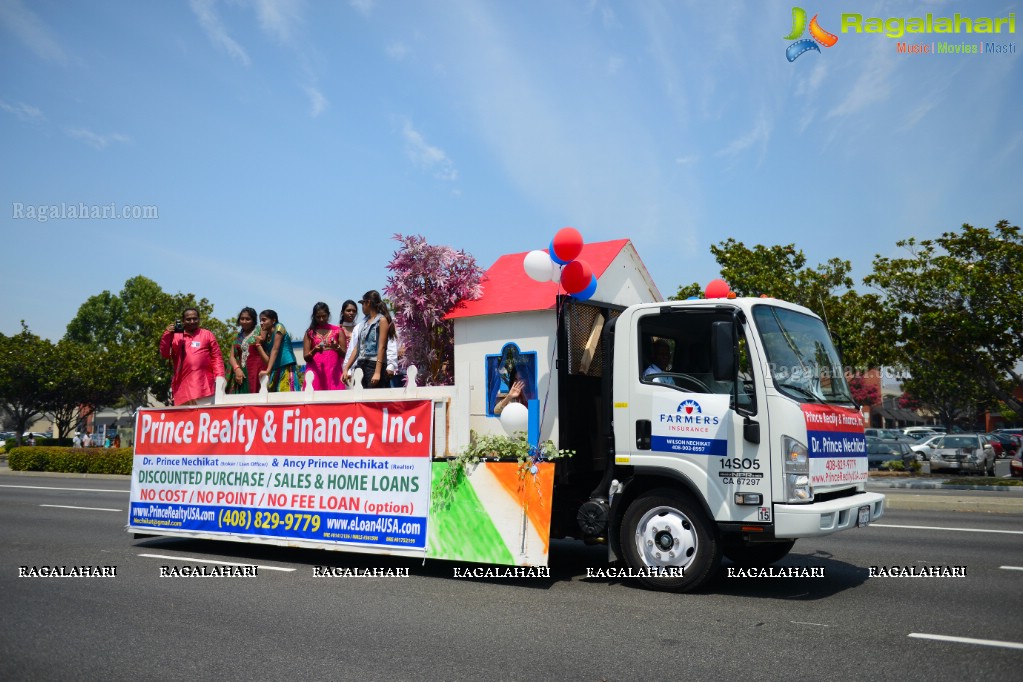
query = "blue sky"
(1, 0, 1020, 342)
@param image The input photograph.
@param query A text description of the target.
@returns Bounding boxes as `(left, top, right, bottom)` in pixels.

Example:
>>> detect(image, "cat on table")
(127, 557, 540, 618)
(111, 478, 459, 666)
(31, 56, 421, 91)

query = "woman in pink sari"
(302, 302, 346, 390)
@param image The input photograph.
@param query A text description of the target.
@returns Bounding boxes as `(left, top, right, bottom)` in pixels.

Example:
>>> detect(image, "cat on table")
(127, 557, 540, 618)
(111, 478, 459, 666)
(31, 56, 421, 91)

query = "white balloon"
(523, 250, 552, 282)
(500, 402, 529, 435)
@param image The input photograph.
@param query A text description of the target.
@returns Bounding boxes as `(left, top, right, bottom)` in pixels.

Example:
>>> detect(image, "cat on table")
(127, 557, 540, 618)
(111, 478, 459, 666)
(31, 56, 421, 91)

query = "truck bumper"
(773, 492, 885, 538)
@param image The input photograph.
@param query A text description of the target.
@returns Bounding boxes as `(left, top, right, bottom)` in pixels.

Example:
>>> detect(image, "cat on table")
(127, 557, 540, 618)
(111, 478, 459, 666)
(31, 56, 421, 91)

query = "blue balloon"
(572, 274, 597, 300)
(549, 238, 571, 265)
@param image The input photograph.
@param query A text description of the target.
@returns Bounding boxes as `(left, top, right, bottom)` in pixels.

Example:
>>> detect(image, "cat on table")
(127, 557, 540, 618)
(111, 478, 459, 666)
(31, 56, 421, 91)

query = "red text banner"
(135, 401, 431, 458)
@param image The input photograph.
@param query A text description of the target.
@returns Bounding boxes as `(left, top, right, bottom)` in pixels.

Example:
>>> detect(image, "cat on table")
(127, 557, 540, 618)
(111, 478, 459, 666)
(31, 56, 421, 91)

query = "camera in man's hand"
(174, 320, 184, 333)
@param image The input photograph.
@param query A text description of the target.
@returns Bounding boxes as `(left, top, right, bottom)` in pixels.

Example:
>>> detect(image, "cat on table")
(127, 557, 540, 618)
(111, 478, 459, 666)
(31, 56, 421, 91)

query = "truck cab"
(549, 296, 885, 590)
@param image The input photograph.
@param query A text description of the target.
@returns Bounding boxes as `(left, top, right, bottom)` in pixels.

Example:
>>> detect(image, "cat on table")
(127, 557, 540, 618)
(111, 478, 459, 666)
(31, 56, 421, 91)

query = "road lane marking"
(791, 621, 829, 627)
(0, 484, 128, 493)
(138, 553, 296, 572)
(1000, 566, 1023, 571)
(909, 633, 1023, 650)
(40, 504, 122, 512)
(874, 523, 1023, 536)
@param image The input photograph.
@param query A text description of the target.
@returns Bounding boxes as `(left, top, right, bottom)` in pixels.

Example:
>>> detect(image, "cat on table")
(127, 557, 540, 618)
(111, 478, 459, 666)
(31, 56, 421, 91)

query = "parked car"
(865, 428, 915, 442)
(1011, 450, 1023, 479)
(902, 427, 939, 440)
(983, 434, 1004, 458)
(988, 432, 1022, 458)
(925, 434, 996, 475)
(866, 439, 915, 470)
(910, 434, 944, 461)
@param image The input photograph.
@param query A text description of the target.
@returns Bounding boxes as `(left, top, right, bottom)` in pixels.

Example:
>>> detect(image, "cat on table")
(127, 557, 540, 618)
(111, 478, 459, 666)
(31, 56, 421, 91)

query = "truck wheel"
(723, 540, 796, 567)
(620, 490, 720, 592)
(986, 458, 995, 476)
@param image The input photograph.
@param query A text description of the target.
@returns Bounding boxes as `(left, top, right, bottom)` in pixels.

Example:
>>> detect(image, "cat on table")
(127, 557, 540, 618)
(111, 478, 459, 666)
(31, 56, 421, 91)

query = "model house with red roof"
(446, 239, 662, 444)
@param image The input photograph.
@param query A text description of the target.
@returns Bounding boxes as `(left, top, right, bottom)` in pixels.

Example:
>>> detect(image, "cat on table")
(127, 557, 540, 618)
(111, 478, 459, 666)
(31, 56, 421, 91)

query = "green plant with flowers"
(431, 431, 573, 510)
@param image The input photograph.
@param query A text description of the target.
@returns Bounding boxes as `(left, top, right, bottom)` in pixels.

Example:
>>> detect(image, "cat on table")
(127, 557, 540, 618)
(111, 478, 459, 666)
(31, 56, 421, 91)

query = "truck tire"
(723, 540, 796, 567)
(619, 489, 720, 592)
(986, 457, 995, 477)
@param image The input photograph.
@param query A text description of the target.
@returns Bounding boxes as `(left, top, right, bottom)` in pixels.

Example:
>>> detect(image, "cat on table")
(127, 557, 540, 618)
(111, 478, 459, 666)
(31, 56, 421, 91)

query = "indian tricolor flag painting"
(427, 461, 555, 566)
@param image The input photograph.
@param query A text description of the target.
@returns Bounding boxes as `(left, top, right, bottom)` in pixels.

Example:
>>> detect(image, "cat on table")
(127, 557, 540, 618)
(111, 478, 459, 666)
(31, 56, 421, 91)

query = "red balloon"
(560, 259, 593, 294)
(705, 279, 730, 298)
(551, 227, 584, 264)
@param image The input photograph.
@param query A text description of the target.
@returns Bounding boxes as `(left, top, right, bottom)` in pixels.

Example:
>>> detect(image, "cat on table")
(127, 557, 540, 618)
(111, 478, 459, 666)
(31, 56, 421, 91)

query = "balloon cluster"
(522, 227, 597, 300)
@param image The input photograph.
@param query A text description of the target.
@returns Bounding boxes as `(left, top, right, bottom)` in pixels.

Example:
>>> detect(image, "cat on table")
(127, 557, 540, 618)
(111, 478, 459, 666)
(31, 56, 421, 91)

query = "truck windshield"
(752, 304, 854, 405)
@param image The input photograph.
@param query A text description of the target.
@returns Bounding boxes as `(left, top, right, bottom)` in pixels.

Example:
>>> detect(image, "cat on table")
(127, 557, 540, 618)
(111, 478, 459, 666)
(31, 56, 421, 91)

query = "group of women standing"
(225, 290, 398, 395)
(225, 308, 303, 394)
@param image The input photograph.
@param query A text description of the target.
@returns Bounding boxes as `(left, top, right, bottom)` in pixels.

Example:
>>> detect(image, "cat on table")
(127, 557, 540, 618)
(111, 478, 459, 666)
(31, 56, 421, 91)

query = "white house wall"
(592, 243, 663, 305)
(453, 310, 560, 451)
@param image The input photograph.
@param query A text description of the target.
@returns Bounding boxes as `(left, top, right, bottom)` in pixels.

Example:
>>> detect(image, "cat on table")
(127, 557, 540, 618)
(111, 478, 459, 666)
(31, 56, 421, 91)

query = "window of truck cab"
(751, 304, 854, 406)
(637, 307, 757, 413)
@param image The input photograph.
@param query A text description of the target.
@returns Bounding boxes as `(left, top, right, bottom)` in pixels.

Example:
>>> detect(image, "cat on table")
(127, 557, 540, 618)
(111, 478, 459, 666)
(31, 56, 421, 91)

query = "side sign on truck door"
(652, 395, 731, 456)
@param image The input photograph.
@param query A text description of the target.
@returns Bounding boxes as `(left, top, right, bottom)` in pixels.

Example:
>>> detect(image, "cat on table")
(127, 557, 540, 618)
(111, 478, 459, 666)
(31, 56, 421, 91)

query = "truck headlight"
(783, 435, 813, 503)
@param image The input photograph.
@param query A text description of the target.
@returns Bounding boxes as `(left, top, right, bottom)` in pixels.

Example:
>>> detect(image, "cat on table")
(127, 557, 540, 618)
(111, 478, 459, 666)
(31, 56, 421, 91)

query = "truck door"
(619, 305, 770, 524)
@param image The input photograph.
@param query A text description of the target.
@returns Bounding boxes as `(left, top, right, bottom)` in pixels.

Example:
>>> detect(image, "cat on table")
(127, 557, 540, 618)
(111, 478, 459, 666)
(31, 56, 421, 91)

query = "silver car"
(924, 434, 996, 475)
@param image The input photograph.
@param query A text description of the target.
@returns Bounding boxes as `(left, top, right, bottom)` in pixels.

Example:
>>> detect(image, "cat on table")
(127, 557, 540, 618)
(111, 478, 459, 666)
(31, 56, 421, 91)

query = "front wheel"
(619, 490, 720, 592)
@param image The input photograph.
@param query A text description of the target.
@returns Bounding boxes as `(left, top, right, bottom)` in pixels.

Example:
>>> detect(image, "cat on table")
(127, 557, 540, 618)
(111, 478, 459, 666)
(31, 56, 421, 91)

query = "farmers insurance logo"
(669, 399, 719, 426)
(783, 7, 839, 61)
(678, 399, 702, 416)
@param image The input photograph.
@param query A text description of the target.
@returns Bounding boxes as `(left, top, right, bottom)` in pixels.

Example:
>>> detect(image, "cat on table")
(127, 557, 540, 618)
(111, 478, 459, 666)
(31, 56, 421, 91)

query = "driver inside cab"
(643, 338, 676, 385)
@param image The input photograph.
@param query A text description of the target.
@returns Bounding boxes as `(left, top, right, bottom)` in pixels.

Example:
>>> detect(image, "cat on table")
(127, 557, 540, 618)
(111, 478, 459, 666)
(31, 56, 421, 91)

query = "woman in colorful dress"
(339, 299, 359, 351)
(226, 307, 265, 394)
(302, 302, 346, 390)
(343, 290, 395, 389)
(257, 309, 302, 392)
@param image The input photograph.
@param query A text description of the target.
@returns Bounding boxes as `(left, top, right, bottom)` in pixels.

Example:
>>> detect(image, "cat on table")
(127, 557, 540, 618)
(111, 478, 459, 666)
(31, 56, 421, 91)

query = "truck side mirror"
(711, 321, 735, 381)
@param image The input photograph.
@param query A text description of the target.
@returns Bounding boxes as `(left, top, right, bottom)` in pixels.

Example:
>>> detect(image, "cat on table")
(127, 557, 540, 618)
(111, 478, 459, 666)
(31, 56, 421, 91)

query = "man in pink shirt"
(160, 308, 225, 406)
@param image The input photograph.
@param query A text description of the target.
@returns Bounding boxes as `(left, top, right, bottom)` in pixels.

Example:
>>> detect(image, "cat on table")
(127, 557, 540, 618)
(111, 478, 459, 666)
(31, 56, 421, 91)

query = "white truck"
(128, 240, 884, 592)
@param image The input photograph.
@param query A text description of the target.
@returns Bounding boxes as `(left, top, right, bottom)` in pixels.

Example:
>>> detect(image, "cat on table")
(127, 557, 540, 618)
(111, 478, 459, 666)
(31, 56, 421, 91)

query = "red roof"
(447, 239, 630, 319)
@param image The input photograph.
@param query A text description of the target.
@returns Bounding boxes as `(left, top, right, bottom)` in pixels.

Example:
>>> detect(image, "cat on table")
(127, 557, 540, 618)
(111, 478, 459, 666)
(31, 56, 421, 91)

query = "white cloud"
(349, 0, 375, 18)
(189, 0, 251, 66)
(716, 111, 770, 160)
(386, 41, 410, 61)
(402, 121, 457, 182)
(794, 61, 828, 98)
(304, 86, 327, 117)
(65, 128, 131, 150)
(0, 99, 43, 122)
(674, 155, 698, 166)
(254, 0, 304, 45)
(826, 44, 894, 120)
(585, 0, 618, 29)
(0, 0, 67, 64)
(607, 55, 624, 76)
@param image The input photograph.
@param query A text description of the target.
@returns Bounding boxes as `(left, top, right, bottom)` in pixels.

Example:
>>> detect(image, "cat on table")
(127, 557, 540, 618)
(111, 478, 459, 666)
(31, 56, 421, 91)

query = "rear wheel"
(986, 457, 995, 476)
(723, 540, 796, 567)
(619, 490, 720, 592)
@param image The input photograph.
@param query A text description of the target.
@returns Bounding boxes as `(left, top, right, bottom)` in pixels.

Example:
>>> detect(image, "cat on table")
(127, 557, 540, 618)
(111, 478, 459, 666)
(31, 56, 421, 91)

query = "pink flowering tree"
(384, 234, 485, 385)
(848, 376, 880, 407)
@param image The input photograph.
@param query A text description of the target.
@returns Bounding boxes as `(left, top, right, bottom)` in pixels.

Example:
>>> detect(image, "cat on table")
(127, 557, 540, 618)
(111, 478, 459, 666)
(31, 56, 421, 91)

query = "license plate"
(857, 505, 871, 527)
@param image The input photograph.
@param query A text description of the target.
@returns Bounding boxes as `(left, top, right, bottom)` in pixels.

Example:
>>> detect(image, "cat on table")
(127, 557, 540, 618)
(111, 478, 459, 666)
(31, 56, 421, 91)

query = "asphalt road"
(1, 471, 1021, 681)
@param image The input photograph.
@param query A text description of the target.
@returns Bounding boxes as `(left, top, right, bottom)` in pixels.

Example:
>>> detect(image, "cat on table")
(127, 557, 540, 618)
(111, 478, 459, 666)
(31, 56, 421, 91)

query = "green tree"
(669, 282, 703, 300)
(0, 324, 55, 445)
(707, 239, 897, 372)
(44, 340, 124, 439)
(65, 275, 230, 407)
(866, 220, 1023, 424)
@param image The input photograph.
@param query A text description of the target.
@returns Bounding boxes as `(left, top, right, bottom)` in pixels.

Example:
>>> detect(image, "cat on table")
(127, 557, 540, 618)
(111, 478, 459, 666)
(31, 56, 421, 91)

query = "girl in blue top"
(257, 309, 302, 392)
(343, 290, 395, 388)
